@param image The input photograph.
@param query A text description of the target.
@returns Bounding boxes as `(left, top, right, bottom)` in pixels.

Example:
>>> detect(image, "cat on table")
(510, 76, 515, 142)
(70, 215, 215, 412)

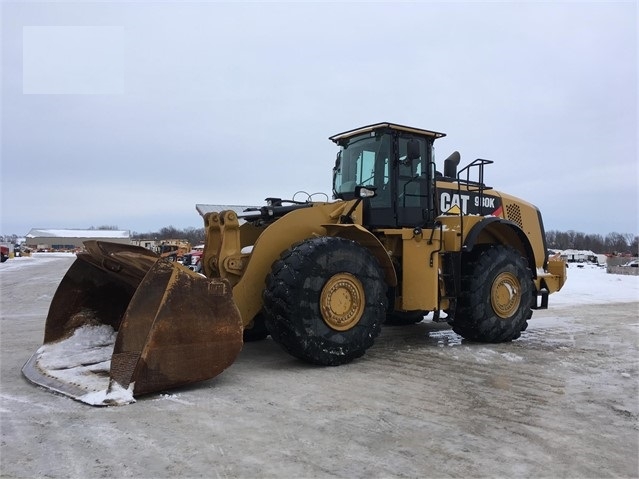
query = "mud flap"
(22, 241, 243, 406)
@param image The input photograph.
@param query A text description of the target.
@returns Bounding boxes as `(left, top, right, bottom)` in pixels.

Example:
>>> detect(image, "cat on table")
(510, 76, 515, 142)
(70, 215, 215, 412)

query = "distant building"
(25, 228, 130, 251)
(131, 239, 161, 251)
(560, 249, 598, 263)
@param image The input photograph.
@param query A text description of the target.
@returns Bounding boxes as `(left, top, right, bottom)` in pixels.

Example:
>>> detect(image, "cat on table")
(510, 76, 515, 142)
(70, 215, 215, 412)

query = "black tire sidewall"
(454, 246, 533, 342)
(264, 237, 386, 365)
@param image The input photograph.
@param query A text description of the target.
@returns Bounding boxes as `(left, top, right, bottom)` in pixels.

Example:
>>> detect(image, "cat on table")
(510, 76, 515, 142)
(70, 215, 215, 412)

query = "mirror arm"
(340, 198, 362, 224)
(340, 186, 377, 224)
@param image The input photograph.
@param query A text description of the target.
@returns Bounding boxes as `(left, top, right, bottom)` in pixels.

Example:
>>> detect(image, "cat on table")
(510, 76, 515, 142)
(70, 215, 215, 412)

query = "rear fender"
(463, 217, 537, 275)
(463, 218, 567, 303)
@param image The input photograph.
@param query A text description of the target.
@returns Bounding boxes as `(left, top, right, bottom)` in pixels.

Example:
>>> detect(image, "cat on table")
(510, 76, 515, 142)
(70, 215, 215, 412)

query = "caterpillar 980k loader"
(23, 122, 566, 405)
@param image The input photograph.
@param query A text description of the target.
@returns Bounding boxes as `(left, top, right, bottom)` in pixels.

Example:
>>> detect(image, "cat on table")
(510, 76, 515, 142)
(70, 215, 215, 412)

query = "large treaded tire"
(263, 237, 387, 366)
(453, 245, 533, 342)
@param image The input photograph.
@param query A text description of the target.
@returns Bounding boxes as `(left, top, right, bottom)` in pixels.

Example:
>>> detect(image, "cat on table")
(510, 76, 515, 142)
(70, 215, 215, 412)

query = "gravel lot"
(1, 255, 638, 478)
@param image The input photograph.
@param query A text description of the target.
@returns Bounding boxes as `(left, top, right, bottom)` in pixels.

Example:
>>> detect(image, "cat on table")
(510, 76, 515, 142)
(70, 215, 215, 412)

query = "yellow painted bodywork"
(435, 184, 567, 296)
(203, 187, 566, 325)
(204, 201, 357, 326)
(374, 228, 442, 311)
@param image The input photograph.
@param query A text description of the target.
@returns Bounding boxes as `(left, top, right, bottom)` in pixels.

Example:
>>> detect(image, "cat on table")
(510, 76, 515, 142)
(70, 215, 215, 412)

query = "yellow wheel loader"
(23, 122, 566, 405)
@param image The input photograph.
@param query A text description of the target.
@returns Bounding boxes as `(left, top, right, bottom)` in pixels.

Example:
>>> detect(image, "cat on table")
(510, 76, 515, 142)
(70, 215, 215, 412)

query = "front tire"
(453, 245, 533, 342)
(263, 237, 387, 366)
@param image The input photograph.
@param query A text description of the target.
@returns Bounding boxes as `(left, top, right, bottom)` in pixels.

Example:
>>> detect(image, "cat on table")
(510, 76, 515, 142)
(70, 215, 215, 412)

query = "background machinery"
(156, 239, 191, 262)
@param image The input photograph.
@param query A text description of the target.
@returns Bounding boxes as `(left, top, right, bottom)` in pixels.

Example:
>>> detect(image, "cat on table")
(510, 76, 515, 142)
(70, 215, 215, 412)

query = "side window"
(333, 133, 391, 199)
(397, 137, 427, 207)
(360, 151, 376, 186)
(369, 137, 391, 208)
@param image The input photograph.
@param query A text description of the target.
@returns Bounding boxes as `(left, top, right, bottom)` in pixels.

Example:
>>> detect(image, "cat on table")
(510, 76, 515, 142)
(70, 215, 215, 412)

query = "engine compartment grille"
(505, 203, 523, 228)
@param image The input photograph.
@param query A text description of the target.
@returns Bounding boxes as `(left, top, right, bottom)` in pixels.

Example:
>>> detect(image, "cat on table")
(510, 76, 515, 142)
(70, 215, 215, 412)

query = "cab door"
(395, 135, 435, 228)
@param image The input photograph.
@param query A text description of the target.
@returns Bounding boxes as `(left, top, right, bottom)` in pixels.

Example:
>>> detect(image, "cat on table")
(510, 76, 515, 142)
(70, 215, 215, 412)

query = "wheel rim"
(320, 273, 365, 331)
(490, 271, 521, 319)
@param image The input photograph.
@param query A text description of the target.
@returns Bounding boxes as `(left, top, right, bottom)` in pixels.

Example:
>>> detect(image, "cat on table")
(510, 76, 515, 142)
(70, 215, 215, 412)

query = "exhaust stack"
(444, 151, 461, 178)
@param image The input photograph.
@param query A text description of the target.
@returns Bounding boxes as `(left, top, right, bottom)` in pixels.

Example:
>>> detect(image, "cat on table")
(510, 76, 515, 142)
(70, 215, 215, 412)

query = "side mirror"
(407, 139, 420, 161)
(355, 185, 377, 199)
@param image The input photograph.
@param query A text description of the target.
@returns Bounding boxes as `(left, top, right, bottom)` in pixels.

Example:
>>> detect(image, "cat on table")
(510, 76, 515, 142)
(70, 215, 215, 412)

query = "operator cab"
(330, 122, 445, 229)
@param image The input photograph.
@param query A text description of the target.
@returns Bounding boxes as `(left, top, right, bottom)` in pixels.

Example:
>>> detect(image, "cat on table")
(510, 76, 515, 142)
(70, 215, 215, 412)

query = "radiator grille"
(505, 203, 523, 228)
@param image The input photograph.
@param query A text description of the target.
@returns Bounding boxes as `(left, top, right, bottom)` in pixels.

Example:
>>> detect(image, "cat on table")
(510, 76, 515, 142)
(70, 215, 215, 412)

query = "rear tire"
(453, 245, 533, 342)
(263, 237, 387, 366)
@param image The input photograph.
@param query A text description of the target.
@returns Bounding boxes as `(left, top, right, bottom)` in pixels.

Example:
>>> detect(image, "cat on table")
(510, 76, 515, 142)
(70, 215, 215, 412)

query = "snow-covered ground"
(550, 262, 638, 306)
(1, 253, 638, 478)
(5, 256, 639, 401)
(9, 254, 635, 407)
(0, 252, 76, 272)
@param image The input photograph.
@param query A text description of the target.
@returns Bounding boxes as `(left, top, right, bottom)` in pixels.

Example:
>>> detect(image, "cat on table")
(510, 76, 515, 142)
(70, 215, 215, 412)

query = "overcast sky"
(1, 1, 637, 237)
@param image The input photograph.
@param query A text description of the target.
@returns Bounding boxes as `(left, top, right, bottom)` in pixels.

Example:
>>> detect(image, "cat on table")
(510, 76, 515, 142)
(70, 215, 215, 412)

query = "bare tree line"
(2, 227, 637, 256)
(132, 227, 638, 256)
(546, 230, 638, 255)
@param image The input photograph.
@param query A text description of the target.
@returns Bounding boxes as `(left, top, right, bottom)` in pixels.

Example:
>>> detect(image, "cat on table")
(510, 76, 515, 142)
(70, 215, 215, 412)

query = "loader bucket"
(22, 241, 243, 406)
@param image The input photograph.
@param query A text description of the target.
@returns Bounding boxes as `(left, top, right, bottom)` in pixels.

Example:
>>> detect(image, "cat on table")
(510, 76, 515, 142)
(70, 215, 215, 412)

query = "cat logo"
(440, 192, 470, 214)
(445, 204, 462, 215)
(439, 190, 501, 216)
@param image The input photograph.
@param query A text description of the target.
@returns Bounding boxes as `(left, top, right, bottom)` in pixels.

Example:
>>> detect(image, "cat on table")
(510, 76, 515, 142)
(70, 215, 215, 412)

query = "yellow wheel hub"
(490, 271, 521, 319)
(320, 273, 365, 331)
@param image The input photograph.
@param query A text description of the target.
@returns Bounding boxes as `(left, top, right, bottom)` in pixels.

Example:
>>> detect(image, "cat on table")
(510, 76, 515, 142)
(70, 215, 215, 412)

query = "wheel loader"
(22, 122, 567, 405)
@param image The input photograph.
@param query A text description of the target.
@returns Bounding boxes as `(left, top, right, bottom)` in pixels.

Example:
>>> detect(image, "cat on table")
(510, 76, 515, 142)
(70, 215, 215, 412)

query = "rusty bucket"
(22, 241, 243, 406)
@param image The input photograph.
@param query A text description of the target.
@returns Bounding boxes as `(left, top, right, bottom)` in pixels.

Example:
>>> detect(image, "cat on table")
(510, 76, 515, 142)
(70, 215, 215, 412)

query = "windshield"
(333, 133, 391, 199)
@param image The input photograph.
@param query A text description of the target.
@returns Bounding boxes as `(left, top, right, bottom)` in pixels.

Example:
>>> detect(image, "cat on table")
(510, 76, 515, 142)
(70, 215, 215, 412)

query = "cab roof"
(329, 122, 446, 144)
